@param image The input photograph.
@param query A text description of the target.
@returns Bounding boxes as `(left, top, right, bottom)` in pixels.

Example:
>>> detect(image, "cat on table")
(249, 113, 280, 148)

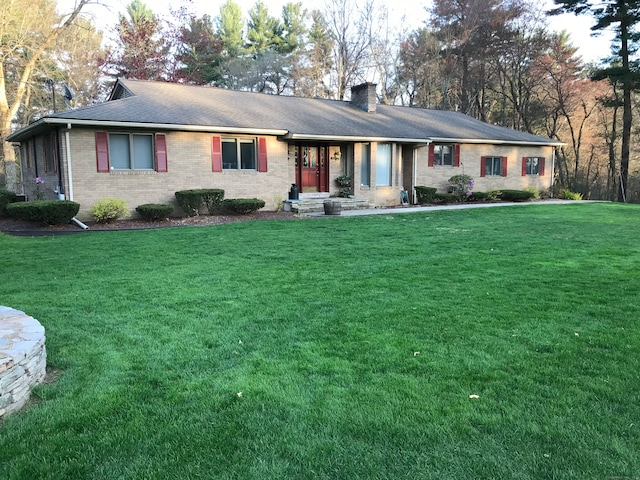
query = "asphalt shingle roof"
(9, 79, 561, 146)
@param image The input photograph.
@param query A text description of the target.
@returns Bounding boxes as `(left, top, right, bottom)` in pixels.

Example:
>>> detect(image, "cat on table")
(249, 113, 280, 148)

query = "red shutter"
(95, 131, 110, 172)
(155, 133, 168, 172)
(212, 136, 222, 172)
(502, 156, 508, 177)
(453, 145, 461, 167)
(539, 157, 545, 176)
(257, 137, 268, 172)
(522, 157, 527, 176)
(480, 156, 486, 177)
(428, 144, 435, 167)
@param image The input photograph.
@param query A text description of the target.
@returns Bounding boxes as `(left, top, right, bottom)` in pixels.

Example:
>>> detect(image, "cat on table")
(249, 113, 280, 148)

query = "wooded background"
(2, 0, 639, 201)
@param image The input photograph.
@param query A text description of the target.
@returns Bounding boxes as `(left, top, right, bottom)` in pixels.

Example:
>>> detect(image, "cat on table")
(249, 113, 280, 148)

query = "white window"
(222, 138, 256, 170)
(376, 143, 392, 186)
(109, 133, 154, 170)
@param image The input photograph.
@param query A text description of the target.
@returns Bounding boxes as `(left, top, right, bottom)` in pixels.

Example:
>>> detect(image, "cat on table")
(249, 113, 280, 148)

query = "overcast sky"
(60, 0, 614, 64)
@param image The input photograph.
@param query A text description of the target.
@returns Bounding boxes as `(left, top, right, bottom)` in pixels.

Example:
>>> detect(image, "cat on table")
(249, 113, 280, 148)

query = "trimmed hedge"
(499, 190, 535, 202)
(136, 204, 174, 221)
(7, 200, 80, 225)
(414, 186, 437, 204)
(0, 189, 15, 218)
(433, 193, 458, 204)
(221, 198, 265, 215)
(175, 189, 225, 216)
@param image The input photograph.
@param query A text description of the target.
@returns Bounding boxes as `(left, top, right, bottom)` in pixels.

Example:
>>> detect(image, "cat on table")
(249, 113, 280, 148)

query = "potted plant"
(335, 175, 352, 198)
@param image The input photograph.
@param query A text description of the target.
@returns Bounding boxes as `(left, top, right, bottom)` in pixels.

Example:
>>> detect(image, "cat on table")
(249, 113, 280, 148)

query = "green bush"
(469, 191, 488, 201)
(559, 189, 583, 200)
(90, 198, 131, 223)
(136, 204, 174, 221)
(200, 189, 225, 214)
(0, 189, 15, 218)
(499, 190, 535, 202)
(524, 186, 541, 199)
(486, 190, 502, 201)
(7, 200, 80, 225)
(433, 193, 458, 204)
(414, 186, 437, 204)
(175, 189, 226, 216)
(221, 198, 266, 215)
(448, 174, 475, 201)
(175, 190, 203, 216)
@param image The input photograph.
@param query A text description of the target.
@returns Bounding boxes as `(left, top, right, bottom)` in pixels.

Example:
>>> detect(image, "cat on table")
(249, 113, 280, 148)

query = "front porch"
(284, 193, 370, 215)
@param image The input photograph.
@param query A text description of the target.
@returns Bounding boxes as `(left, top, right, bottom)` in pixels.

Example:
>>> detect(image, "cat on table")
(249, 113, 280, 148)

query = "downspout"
(412, 147, 417, 204)
(65, 124, 74, 201)
(55, 126, 64, 199)
(550, 147, 556, 198)
(64, 123, 88, 230)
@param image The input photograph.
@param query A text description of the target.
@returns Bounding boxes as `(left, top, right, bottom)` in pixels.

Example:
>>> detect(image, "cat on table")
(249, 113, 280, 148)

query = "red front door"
(297, 146, 329, 193)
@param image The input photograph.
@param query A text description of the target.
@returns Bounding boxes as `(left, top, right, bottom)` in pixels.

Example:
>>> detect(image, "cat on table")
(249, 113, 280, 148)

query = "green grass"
(1, 203, 639, 479)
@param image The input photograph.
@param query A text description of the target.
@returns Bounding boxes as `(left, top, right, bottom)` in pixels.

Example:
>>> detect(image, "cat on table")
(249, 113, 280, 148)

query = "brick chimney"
(350, 82, 377, 113)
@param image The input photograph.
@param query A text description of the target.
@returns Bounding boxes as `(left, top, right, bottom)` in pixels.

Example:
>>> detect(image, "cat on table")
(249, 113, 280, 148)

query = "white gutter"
(427, 137, 565, 147)
(65, 124, 74, 201)
(284, 133, 431, 143)
(14, 118, 288, 137)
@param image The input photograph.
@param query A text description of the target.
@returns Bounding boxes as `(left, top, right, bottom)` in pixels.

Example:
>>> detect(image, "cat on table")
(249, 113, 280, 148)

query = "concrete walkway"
(305, 199, 593, 217)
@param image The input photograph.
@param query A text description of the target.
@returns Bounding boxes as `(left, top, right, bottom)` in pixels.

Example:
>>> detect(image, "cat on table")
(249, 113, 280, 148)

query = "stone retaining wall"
(0, 306, 47, 420)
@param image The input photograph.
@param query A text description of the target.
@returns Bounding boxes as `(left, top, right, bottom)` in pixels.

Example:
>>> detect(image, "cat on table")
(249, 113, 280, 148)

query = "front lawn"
(0, 203, 639, 479)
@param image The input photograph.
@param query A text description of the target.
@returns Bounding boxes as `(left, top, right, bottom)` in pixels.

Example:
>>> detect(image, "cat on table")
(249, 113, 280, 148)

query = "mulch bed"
(0, 211, 301, 235)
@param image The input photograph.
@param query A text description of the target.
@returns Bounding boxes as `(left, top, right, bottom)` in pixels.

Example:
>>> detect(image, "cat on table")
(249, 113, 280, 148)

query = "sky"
(59, 0, 614, 64)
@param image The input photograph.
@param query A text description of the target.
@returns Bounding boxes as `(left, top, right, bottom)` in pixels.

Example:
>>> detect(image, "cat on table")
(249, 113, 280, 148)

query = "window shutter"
(539, 157, 545, 176)
(95, 131, 110, 173)
(257, 137, 268, 172)
(480, 156, 486, 177)
(502, 156, 508, 177)
(428, 144, 435, 167)
(212, 136, 222, 172)
(155, 133, 168, 172)
(454, 145, 461, 167)
(522, 157, 527, 176)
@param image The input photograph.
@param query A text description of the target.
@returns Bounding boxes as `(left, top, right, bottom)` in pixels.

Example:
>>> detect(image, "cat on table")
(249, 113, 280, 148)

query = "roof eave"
(428, 137, 565, 147)
(283, 133, 431, 143)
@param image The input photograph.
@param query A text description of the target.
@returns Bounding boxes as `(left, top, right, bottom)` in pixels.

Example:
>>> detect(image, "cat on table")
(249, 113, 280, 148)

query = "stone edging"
(0, 306, 47, 420)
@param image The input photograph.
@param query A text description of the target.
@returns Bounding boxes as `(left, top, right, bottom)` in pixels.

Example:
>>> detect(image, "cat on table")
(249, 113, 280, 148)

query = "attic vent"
(350, 83, 377, 113)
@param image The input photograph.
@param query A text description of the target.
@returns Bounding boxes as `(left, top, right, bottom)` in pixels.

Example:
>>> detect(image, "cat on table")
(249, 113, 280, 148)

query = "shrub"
(524, 186, 541, 199)
(221, 198, 266, 215)
(200, 189, 225, 214)
(486, 190, 502, 201)
(7, 200, 80, 225)
(90, 198, 131, 223)
(469, 191, 488, 201)
(175, 189, 225, 216)
(136, 204, 174, 221)
(499, 190, 535, 202)
(175, 190, 203, 216)
(335, 175, 352, 198)
(0, 189, 15, 218)
(559, 189, 583, 200)
(414, 186, 437, 204)
(448, 174, 474, 201)
(433, 193, 458, 204)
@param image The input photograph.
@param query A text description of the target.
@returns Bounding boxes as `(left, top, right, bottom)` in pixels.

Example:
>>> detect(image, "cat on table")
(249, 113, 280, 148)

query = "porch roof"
(8, 79, 563, 147)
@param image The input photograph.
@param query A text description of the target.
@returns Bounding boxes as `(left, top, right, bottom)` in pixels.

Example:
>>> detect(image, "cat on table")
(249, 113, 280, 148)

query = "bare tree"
(0, 0, 91, 191)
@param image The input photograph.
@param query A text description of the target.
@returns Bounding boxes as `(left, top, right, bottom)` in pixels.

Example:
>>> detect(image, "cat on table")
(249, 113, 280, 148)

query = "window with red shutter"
(453, 145, 461, 167)
(212, 136, 222, 172)
(501, 156, 508, 177)
(95, 131, 110, 172)
(428, 144, 435, 167)
(480, 156, 487, 177)
(155, 134, 168, 172)
(257, 137, 268, 172)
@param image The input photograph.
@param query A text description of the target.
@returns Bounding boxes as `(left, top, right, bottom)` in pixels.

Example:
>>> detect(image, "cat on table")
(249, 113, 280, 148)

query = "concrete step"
(285, 197, 370, 214)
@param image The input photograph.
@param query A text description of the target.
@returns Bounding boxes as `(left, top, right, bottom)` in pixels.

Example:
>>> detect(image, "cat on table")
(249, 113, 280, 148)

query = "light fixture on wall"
(332, 150, 342, 162)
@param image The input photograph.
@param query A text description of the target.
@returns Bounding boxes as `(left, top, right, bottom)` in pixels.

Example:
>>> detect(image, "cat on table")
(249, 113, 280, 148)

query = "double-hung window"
(522, 157, 545, 176)
(109, 133, 155, 170)
(428, 144, 460, 167)
(95, 131, 167, 173)
(361, 143, 371, 186)
(481, 156, 507, 177)
(222, 138, 256, 170)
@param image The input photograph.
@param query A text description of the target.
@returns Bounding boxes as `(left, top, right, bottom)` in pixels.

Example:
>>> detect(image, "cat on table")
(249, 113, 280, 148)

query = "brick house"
(7, 79, 562, 219)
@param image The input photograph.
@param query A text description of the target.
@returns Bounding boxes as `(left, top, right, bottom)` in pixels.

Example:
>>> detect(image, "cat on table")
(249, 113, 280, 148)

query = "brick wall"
(64, 129, 294, 219)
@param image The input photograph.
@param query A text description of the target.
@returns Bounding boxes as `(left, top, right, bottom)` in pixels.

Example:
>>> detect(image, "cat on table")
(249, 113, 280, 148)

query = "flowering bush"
(448, 174, 474, 202)
(34, 177, 45, 200)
